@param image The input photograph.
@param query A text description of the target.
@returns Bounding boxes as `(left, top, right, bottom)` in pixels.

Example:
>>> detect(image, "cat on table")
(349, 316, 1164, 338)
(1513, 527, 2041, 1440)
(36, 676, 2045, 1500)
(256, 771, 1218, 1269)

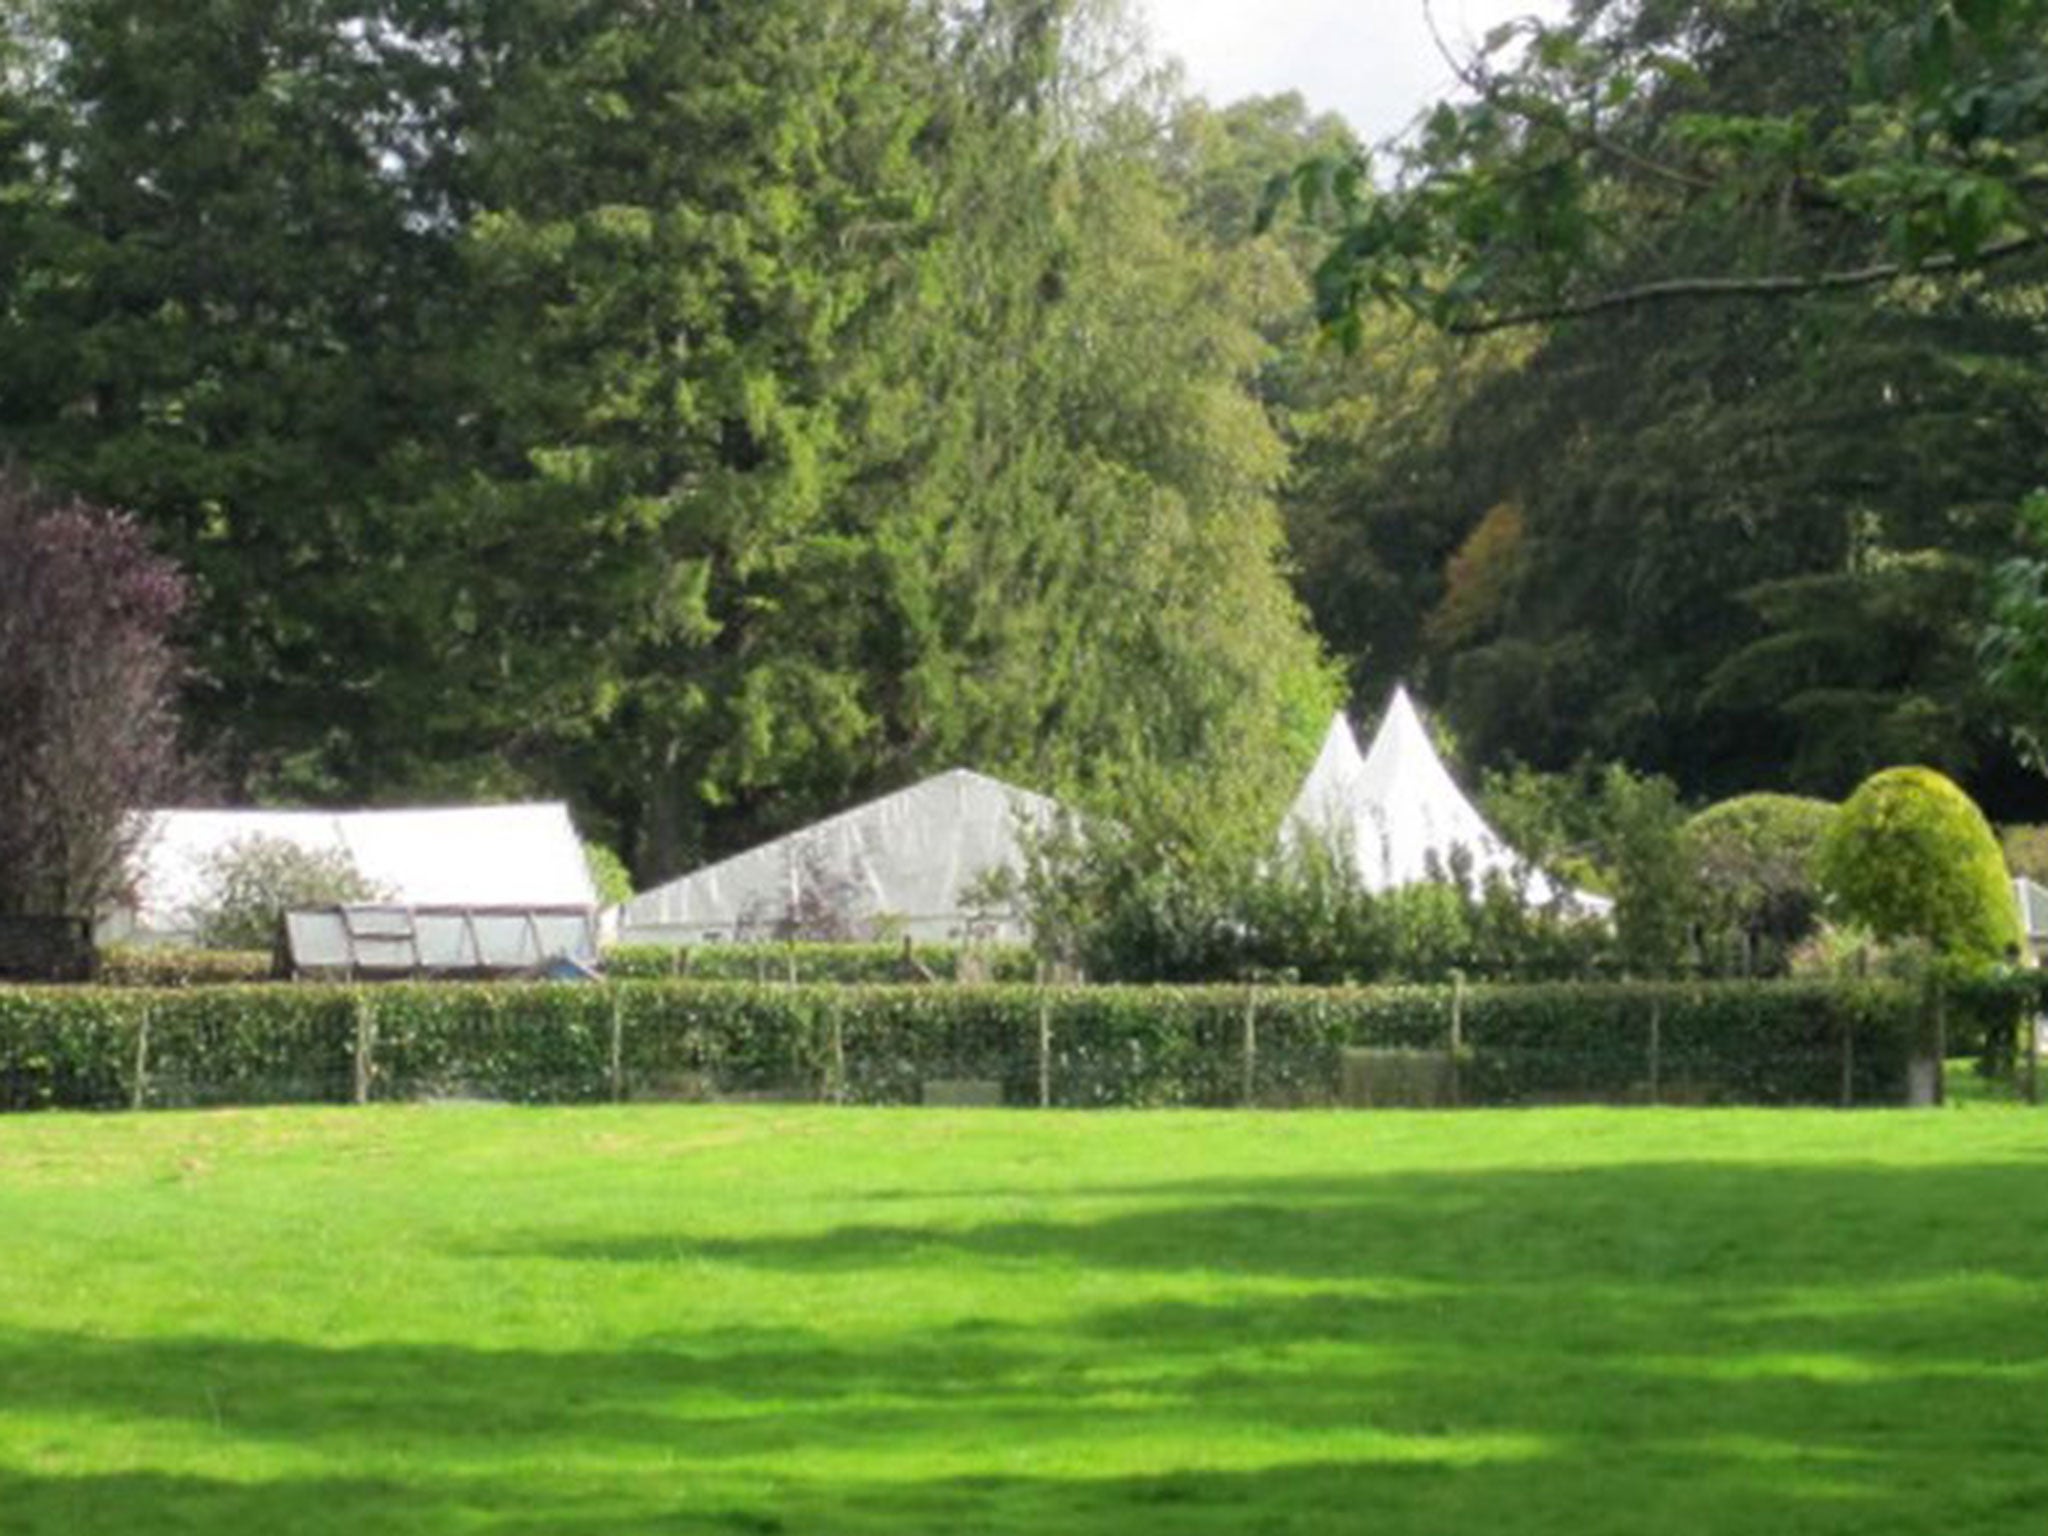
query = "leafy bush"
(1480, 760, 1697, 974)
(191, 836, 387, 951)
(583, 842, 634, 906)
(1815, 768, 2019, 963)
(604, 942, 1038, 985)
(1685, 794, 1836, 975)
(98, 946, 274, 987)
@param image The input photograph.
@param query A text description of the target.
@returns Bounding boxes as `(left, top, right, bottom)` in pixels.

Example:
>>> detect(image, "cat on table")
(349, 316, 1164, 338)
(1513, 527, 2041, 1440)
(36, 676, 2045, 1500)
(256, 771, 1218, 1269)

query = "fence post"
(829, 1004, 846, 1104)
(352, 992, 376, 1106)
(1448, 972, 1464, 1107)
(1934, 984, 1948, 1107)
(1241, 988, 1258, 1107)
(1037, 991, 1052, 1109)
(1839, 1008, 1855, 1109)
(2028, 1005, 2041, 1106)
(130, 1006, 151, 1112)
(1647, 997, 1661, 1106)
(608, 986, 625, 1104)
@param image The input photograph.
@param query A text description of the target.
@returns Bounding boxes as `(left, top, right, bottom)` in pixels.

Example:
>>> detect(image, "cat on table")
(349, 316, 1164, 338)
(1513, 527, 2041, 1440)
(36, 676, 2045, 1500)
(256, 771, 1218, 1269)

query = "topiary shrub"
(1814, 768, 2019, 963)
(1685, 794, 1836, 974)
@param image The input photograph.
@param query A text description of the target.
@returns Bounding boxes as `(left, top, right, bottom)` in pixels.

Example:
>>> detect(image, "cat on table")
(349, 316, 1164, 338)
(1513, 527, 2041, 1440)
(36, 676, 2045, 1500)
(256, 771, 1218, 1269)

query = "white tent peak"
(1282, 687, 1605, 913)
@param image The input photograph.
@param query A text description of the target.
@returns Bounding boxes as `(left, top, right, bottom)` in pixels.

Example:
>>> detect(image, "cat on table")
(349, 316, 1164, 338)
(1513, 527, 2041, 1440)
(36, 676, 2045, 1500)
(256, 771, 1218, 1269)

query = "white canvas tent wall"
(104, 803, 598, 946)
(619, 769, 1064, 945)
(1279, 686, 1611, 914)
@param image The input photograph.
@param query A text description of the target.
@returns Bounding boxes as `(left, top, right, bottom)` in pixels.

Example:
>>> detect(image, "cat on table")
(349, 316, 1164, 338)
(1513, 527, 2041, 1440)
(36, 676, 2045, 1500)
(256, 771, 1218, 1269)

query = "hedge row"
(0, 978, 1925, 1112)
(603, 942, 1039, 985)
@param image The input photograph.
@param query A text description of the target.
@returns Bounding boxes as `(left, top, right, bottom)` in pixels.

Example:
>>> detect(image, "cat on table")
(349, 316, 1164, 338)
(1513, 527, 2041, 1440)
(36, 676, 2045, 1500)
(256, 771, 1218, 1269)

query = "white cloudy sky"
(1137, 0, 1565, 145)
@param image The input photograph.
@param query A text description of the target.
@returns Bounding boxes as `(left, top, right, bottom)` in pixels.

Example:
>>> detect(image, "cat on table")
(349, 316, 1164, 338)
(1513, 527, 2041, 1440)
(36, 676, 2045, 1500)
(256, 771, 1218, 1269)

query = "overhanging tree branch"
(1438, 229, 2048, 334)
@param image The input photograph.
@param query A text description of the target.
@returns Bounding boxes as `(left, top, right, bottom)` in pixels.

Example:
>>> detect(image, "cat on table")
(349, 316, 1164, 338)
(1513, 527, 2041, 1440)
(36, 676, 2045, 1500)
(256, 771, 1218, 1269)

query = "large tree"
(1270, 0, 2048, 813)
(1, 0, 1334, 878)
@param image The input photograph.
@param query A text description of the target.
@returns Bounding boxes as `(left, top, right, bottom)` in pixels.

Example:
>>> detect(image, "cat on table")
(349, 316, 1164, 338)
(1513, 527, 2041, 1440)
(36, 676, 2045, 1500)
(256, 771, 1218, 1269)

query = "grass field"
(2, 1103, 2045, 1534)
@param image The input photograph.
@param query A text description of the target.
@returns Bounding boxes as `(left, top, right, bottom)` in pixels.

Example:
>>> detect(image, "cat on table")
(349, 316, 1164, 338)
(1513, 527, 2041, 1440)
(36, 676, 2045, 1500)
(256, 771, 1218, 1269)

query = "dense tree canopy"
(0, 0, 1334, 879)
(1269, 0, 2048, 818)
(8, 0, 2048, 907)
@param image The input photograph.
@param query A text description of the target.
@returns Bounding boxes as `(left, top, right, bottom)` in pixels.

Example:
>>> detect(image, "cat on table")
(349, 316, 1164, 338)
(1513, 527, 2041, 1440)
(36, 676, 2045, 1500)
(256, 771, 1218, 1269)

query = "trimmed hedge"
(0, 977, 1928, 1112)
(604, 942, 1039, 985)
(97, 947, 276, 988)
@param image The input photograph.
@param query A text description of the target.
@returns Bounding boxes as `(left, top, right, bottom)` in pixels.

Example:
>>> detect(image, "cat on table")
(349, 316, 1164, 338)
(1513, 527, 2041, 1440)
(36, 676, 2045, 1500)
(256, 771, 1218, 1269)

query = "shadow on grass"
(496, 1160, 2048, 1287)
(5, 1160, 2046, 1533)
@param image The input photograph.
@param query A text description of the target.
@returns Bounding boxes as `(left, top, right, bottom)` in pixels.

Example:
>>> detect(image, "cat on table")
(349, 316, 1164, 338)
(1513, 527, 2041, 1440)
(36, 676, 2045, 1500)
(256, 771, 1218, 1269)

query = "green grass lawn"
(2, 1103, 2045, 1534)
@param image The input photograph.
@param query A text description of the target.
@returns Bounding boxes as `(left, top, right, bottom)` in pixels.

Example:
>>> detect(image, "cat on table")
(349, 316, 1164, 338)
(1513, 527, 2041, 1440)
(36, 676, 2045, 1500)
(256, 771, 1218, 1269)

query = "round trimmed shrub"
(1685, 794, 1836, 970)
(1815, 768, 2019, 962)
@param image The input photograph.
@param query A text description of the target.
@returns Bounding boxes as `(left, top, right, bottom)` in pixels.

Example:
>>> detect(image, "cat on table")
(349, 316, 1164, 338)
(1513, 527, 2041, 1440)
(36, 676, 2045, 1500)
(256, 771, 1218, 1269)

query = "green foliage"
(1291, 0, 2048, 336)
(0, 0, 1333, 889)
(1982, 489, 2048, 769)
(582, 842, 633, 908)
(1480, 761, 1697, 974)
(1816, 766, 2021, 961)
(603, 943, 1038, 986)
(1266, 0, 2048, 818)
(1997, 822, 2048, 882)
(190, 836, 385, 952)
(96, 946, 274, 988)
(0, 976, 1922, 1112)
(1685, 795, 1837, 973)
(1020, 804, 1621, 986)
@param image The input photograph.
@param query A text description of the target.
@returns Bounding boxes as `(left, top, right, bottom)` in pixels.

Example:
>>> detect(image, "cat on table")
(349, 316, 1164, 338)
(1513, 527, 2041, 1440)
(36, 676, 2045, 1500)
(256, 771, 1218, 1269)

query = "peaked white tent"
(1280, 686, 1610, 913)
(105, 803, 598, 945)
(619, 768, 1064, 945)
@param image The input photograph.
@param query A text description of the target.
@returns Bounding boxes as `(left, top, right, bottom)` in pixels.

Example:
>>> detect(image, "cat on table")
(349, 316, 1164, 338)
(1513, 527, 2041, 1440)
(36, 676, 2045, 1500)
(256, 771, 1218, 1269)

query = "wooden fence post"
(829, 1005, 846, 1104)
(608, 987, 625, 1104)
(1448, 972, 1464, 1108)
(352, 992, 376, 1106)
(1934, 984, 1948, 1107)
(130, 1007, 151, 1112)
(1647, 998, 1661, 1106)
(1037, 992, 1052, 1109)
(1241, 988, 1258, 1107)
(1839, 1009, 1856, 1109)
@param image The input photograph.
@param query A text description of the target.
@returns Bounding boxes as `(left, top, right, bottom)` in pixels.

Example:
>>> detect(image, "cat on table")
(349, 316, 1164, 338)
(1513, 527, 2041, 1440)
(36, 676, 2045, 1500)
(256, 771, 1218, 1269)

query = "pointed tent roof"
(1281, 686, 1605, 911)
(619, 768, 1065, 944)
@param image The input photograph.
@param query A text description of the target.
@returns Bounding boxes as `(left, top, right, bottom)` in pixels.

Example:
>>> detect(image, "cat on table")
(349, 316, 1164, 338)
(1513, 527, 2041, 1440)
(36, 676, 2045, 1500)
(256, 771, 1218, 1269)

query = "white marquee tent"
(618, 769, 1064, 945)
(1280, 686, 1610, 914)
(104, 803, 598, 945)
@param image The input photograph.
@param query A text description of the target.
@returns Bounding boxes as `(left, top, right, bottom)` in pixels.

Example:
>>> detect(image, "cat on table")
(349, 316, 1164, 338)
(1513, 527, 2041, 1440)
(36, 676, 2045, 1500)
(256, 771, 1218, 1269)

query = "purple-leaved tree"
(0, 468, 188, 918)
